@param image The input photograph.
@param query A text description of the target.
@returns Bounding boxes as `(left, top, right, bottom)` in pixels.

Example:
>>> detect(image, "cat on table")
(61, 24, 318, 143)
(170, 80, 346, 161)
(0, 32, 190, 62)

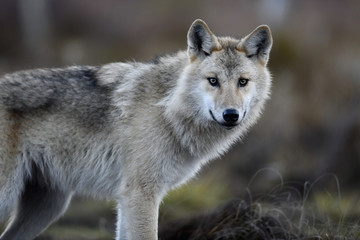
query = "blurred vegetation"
(1, 0, 360, 239)
(17, 175, 360, 239)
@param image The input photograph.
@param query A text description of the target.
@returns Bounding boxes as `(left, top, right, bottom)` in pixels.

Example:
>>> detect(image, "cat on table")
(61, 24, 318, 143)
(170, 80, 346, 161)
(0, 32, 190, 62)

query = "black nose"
(223, 108, 239, 124)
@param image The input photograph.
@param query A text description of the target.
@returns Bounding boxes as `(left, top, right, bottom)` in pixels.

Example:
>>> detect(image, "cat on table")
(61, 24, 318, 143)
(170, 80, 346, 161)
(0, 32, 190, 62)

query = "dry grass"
(159, 172, 360, 240)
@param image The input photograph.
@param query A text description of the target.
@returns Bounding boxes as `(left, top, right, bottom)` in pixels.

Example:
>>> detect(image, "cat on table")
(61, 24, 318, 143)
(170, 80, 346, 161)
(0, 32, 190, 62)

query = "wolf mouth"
(209, 110, 238, 130)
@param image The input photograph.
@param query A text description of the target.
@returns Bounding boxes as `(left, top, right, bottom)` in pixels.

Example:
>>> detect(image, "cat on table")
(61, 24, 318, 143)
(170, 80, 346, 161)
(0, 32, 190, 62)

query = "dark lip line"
(242, 110, 247, 120)
(209, 110, 238, 130)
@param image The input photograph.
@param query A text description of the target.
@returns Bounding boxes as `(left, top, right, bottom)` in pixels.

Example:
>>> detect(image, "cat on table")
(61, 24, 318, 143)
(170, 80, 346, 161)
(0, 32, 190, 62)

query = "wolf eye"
(238, 78, 249, 87)
(207, 77, 219, 87)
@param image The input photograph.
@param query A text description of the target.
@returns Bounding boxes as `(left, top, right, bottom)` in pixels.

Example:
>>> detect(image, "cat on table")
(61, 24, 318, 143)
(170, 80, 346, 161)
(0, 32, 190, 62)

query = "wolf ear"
(187, 19, 221, 60)
(240, 25, 272, 65)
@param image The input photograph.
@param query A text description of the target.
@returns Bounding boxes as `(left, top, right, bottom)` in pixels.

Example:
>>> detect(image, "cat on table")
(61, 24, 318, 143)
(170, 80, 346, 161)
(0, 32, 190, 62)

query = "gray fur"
(0, 20, 272, 240)
(0, 66, 111, 129)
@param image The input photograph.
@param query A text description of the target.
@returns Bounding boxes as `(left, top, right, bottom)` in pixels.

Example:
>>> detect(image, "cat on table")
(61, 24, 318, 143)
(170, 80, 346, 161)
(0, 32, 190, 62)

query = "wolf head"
(171, 19, 273, 131)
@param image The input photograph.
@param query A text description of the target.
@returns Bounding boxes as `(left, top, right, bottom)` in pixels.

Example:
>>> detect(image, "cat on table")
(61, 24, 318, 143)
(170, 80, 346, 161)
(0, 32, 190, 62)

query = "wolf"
(0, 19, 272, 239)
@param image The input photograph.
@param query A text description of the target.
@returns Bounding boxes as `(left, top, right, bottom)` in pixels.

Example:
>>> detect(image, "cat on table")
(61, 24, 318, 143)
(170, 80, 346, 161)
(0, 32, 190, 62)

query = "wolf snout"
(223, 108, 239, 124)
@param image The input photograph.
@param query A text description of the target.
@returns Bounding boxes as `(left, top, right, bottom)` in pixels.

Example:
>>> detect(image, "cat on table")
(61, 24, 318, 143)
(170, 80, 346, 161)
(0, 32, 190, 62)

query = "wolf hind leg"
(0, 156, 25, 225)
(0, 178, 23, 226)
(0, 178, 72, 240)
(0, 110, 25, 225)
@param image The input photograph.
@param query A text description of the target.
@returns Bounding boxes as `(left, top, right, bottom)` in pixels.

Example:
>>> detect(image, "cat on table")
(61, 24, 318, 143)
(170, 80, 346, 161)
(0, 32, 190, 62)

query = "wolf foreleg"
(116, 191, 159, 240)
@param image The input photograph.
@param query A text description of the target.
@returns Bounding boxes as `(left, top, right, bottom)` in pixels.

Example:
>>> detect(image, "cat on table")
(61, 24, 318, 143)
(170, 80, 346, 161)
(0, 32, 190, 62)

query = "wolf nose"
(223, 109, 239, 124)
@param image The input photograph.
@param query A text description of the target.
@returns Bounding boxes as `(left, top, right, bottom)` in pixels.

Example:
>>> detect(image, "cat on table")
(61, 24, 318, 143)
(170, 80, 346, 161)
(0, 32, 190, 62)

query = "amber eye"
(238, 78, 249, 87)
(207, 77, 219, 87)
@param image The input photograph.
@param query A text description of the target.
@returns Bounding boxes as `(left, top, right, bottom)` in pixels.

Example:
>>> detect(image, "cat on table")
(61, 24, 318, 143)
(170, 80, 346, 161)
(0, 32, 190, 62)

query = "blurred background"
(1, 0, 360, 239)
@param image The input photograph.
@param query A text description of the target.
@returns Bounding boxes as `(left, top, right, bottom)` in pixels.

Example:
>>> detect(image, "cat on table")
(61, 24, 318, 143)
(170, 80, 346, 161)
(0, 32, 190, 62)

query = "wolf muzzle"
(210, 108, 243, 130)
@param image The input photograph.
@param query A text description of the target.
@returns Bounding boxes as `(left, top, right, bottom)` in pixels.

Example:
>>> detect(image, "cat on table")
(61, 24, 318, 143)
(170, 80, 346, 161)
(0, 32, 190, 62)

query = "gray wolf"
(0, 19, 272, 239)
